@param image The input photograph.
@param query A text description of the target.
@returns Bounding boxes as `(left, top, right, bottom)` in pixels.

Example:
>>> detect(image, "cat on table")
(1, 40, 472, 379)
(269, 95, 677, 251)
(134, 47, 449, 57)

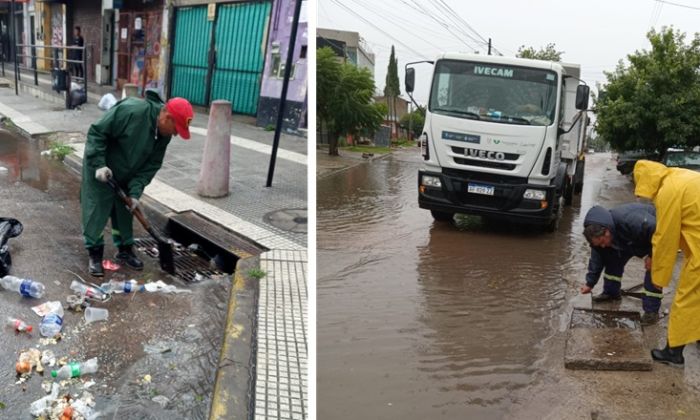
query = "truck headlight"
(421, 175, 442, 188)
(523, 189, 546, 200)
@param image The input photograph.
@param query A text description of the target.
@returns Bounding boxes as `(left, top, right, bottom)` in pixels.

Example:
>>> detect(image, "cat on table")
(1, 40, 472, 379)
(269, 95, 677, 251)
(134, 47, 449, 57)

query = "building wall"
(317, 27, 374, 76)
(256, 0, 308, 131)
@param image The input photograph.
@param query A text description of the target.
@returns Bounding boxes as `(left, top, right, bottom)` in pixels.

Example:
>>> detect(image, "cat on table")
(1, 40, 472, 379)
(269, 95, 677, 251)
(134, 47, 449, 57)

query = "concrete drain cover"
(264, 208, 307, 233)
(565, 308, 652, 371)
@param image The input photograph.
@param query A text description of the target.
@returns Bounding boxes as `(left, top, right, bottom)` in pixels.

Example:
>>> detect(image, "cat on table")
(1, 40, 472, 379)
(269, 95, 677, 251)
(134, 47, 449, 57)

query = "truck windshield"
(429, 60, 558, 126)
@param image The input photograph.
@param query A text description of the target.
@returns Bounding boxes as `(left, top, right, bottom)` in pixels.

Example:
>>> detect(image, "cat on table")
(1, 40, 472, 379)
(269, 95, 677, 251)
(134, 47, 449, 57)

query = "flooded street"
(317, 149, 700, 419)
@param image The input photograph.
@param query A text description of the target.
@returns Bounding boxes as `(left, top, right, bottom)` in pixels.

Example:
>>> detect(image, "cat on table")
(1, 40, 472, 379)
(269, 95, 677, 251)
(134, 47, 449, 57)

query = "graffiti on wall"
(51, 7, 62, 47)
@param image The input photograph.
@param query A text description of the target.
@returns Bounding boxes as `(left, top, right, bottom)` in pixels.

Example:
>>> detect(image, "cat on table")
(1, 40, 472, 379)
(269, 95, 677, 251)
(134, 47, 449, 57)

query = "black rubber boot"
(88, 245, 104, 277)
(592, 293, 622, 303)
(115, 245, 144, 271)
(651, 343, 685, 366)
(640, 312, 660, 326)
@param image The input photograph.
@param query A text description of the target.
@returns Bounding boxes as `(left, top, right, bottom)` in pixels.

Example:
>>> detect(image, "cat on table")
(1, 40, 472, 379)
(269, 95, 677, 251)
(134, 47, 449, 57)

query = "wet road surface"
(0, 129, 231, 418)
(318, 149, 700, 419)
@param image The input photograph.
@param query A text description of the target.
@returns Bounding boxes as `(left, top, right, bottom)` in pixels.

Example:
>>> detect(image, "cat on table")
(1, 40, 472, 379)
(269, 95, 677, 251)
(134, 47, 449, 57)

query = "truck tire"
(564, 176, 574, 206)
(574, 159, 585, 194)
(431, 210, 454, 222)
(546, 195, 565, 233)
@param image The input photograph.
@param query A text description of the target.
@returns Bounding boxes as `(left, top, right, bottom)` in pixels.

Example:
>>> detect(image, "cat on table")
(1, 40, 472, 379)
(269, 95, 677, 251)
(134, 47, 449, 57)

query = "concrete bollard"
(197, 100, 232, 198)
(122, 83, 138, 98)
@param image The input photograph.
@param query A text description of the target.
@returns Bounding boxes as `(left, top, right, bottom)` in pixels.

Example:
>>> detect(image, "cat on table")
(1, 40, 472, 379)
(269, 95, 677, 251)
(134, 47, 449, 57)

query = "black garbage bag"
(0, 218, 23, 277)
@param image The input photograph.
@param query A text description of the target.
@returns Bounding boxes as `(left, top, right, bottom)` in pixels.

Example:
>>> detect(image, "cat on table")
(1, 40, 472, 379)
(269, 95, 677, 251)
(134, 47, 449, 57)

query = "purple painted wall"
(259, 0, 307, 106)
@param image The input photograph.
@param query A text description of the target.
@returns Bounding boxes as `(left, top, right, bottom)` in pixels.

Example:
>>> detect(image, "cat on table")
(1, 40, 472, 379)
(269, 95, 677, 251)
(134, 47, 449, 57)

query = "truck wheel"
(574, 160, 585, 194)
(431, 210, 454, 222)
(564, 176, 574, 206)
(546, 196, 565, 232)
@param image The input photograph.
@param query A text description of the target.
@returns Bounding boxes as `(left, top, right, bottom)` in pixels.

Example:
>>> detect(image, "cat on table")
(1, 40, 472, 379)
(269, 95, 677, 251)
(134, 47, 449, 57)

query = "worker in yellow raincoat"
(634, 160, 700, 366)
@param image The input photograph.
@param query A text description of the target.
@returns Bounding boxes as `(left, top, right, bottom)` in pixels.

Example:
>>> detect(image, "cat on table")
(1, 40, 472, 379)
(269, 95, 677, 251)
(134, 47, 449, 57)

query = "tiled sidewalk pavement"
(256, 250, 308, 420)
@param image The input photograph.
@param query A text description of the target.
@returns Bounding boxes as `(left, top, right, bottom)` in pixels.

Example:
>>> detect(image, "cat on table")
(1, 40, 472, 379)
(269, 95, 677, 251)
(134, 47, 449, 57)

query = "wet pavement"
(0, 128, 232, 418)
(317, 150, 700, 419)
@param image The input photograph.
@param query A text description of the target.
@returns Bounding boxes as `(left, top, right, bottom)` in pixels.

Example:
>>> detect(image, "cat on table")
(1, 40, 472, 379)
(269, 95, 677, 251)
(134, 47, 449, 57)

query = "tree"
(399, 106, 425, 138)
(517, 43, 563, 62)
(595, 28, 700, 153)
(384, 46, 401, 138)
(317, 47, 384, 155)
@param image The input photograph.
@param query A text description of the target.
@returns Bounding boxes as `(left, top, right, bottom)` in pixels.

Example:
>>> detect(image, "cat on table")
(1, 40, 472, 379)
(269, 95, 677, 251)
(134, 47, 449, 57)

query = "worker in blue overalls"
(580, 204, 662, 325)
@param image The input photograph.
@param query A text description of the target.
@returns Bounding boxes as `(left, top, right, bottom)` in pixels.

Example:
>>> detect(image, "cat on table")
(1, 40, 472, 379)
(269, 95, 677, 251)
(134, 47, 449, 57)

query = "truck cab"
(407, 53, 589, 230)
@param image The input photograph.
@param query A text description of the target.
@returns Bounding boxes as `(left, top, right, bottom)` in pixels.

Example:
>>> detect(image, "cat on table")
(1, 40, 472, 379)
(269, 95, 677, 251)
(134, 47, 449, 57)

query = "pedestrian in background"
(634, 159, 700, 365)
(81, 91, 193, 277)
(580, 204, 662, 325)
(71, 26, 84, 79)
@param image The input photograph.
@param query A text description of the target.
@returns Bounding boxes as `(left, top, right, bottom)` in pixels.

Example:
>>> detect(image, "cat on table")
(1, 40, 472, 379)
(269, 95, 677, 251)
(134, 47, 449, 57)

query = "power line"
(405, 0, 481, 52)
(654, 0, 700, 11)
(329, 0, 429, 59)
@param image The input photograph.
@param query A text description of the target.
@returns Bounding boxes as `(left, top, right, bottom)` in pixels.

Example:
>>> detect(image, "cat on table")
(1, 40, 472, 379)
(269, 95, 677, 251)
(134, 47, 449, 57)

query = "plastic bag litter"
(29, 382, 59, 416)
(143, 280, 191, 294)
(0, 218, 23, 277)
(98, 93, 117, 111)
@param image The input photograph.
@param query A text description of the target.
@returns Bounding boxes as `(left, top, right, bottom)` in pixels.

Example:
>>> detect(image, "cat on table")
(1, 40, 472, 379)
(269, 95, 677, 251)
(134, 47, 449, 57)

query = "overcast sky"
(317, 0, 700, 105)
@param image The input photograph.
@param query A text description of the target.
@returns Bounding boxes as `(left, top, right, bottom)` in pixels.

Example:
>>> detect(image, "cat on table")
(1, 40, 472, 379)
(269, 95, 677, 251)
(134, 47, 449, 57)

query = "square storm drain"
(565, 308, 652, 371)
(135, 237, 225, 283)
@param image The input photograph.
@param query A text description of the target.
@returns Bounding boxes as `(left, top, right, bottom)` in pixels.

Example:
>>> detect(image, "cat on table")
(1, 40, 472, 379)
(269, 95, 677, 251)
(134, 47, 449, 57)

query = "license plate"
(467, 183, 495, 196)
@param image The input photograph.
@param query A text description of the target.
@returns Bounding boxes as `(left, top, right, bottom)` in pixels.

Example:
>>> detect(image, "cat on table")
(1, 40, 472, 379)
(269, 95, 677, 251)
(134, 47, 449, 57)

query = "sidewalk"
(0, 79, 308, 420)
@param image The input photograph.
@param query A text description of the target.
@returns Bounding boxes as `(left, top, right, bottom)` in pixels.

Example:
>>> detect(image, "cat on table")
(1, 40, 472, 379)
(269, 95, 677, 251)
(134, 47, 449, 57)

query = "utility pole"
(488, 38, 492, 56)
(11, 0, 17, 95)
(408, 101, 413, 141)
(266, 0, 303, 187)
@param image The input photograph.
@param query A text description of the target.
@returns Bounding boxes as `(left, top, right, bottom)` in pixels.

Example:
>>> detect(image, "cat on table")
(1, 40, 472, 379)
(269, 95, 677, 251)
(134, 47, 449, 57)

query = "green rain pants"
(81, 184, 135, 249)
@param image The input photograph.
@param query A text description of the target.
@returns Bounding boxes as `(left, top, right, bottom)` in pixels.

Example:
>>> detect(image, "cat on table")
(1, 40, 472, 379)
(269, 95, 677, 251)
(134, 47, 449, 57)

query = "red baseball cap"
(165, 97, 194, 139)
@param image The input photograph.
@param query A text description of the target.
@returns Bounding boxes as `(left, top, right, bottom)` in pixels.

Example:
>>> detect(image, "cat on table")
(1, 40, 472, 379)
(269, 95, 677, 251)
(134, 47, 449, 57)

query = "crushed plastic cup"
(84, 307, 108, 324)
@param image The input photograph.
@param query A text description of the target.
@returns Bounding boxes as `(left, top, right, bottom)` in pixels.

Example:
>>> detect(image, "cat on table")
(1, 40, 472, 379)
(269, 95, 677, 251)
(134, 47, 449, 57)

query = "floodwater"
(317, 149, 628, 419)
(0, 129, 230, 418)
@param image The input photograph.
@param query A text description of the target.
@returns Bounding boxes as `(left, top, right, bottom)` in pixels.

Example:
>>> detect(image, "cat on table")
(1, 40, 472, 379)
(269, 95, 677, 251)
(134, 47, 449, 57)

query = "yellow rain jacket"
(634, 160, 700, 346)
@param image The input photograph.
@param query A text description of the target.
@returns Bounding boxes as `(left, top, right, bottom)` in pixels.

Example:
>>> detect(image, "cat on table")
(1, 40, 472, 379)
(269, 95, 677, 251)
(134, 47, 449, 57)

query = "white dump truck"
(406, 53, 590, 230)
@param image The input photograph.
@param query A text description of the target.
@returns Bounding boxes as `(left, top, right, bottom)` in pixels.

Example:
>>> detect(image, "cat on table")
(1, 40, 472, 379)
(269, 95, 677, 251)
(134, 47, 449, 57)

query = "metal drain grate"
(134, 237, 225, 283)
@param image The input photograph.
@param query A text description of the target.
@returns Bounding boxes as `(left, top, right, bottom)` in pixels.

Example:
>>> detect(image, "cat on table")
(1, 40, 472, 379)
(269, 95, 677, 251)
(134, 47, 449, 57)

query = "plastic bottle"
(39, 305, 64, 338)
(70, 280, 106, 300)
(51, 357, 98, 379)
(100, 279, 143, 294)
(0, 275, 45, 298)
(7, 317, 32, 333)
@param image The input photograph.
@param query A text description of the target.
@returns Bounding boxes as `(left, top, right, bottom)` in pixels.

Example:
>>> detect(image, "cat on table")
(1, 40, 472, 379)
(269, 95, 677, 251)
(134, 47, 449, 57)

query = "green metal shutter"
(211, 2, 271, 115)
(170, 7, 212, 106)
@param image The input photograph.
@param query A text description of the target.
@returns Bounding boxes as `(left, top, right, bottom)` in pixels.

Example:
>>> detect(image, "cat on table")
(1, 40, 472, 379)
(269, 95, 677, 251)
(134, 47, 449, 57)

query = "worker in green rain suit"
(81, 90, 193, 276)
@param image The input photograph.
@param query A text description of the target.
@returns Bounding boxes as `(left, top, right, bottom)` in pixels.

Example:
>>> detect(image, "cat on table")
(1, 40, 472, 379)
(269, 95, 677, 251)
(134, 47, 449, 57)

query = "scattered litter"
(16, 348, 43, 376)
(102, 259, 121, 271)
(29, 382, 59, 417)
(1, 275, 45, 298)
(143, 374, 152, 384)
(39, 304, 64, 338)
(41, 381, 53, 394)
(52, 357, 99, 379)
(39, 337, 60, 346)
(41, 350, 56, 367)
(152, 395, 170, 408)
(66, 294, 88, 312)
(101, 279, 142, 294)
(32, 301, 63, 317)
(0, 166, 7, 172)
(7, 316, 33, 333)
(83, 380, 95, 389)
(70, 280, 107, 300)
(98, 93, 117, 111)
(84, 307, 108, 324)
(143, 280, 191, 294)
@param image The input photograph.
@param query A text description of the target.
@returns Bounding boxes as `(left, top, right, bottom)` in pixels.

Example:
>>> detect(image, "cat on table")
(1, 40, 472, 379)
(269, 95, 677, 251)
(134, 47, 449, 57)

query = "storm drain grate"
(134, 237, 225, 283)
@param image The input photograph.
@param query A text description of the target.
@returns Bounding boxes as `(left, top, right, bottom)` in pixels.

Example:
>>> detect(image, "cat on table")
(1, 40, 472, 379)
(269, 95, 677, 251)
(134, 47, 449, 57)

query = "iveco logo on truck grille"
(464, 147, 506, 161)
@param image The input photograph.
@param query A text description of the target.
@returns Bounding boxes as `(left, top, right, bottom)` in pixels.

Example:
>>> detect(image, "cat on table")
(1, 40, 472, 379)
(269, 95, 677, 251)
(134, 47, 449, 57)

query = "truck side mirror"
(405, 68, 415, 93)
(575, 85, 590, 110)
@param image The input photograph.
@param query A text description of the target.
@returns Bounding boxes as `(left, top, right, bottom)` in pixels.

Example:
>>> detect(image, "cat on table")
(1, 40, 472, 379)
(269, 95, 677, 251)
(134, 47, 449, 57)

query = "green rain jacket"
(81, 90, 171, 221)
(82, 90, 171, 196)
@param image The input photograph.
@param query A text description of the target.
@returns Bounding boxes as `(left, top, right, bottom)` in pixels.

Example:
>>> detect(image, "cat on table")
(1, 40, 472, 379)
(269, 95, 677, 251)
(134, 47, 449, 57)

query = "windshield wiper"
(497, 115, 531, 125)
(433, 108, 481, 120)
